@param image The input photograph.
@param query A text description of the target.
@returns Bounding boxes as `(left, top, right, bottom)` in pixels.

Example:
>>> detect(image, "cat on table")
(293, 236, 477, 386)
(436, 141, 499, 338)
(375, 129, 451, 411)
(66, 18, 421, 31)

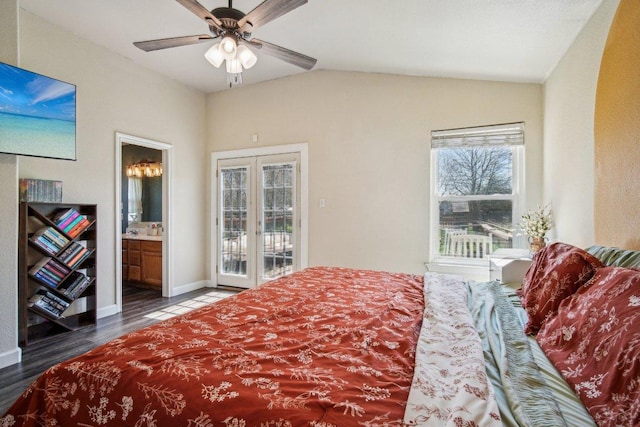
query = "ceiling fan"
(134, 0, 317, 86)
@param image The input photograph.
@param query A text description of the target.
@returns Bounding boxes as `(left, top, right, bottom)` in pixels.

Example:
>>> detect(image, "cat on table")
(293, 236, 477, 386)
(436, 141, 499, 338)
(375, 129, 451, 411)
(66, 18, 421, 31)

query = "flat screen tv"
(0, 61, 76, 160)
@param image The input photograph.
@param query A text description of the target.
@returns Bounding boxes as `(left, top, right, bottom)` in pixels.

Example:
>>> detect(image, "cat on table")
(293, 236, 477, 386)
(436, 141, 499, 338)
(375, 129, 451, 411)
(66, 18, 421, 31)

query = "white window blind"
(431, 122, 524, 148)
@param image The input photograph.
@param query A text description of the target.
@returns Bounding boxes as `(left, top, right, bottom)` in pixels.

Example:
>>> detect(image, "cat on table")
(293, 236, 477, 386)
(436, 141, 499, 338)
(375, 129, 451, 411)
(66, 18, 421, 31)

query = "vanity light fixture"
(126, 160, 162, 178)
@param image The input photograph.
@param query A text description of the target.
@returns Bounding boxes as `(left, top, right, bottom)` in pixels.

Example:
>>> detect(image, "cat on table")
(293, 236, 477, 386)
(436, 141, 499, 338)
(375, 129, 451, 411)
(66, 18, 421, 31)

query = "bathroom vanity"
(122, 235, 162, 290)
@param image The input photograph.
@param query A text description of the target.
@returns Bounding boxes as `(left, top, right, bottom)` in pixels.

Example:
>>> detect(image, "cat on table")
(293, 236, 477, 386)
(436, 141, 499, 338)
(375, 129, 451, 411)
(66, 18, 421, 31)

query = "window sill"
(426, 258, 491, 282)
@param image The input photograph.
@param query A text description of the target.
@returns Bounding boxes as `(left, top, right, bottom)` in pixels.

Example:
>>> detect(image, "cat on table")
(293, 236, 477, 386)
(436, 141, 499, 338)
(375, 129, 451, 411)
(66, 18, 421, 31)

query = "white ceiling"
(19, 0, 604, 94)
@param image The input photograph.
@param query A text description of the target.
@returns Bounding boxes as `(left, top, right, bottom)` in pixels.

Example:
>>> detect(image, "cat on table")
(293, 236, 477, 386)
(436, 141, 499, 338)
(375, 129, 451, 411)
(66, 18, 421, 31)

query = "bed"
(2, 244, 639, 426)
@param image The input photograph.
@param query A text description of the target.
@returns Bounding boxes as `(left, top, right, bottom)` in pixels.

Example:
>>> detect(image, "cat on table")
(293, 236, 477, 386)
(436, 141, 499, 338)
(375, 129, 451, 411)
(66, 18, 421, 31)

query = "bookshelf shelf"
(18, 202, 97, 346)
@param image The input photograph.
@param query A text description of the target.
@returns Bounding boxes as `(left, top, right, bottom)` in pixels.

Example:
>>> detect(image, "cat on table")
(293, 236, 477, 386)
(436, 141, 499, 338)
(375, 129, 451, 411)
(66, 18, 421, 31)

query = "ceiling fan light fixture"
(204, 42, 224, 68)
(237, 45, 257, 69)
(220, 35, 237, 60)
(225, 57, 243, 74)
(134, 0, 317, 87)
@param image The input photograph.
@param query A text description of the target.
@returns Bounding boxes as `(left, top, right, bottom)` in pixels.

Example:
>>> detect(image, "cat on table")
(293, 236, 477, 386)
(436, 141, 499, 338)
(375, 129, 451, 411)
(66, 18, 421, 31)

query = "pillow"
(536, 266, 640, 427)
(520, 242, 603, 334)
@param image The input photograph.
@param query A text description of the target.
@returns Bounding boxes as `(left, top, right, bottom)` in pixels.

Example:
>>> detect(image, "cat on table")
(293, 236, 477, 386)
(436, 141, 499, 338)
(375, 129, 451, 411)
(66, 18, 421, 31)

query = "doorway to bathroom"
(115, 133, 172, 313)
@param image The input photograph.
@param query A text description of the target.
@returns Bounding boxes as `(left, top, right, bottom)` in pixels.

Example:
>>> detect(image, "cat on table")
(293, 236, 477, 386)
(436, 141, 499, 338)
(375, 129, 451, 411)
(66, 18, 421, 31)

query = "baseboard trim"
(97, 304, 118, 319)
(0, 347, 22, 369)
(171, 280, 211, 296)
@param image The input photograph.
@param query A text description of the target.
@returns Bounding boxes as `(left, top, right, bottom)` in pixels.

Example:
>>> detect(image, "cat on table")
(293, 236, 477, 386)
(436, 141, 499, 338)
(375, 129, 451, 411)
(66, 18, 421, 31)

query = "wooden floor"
(0, 285, 238, 415)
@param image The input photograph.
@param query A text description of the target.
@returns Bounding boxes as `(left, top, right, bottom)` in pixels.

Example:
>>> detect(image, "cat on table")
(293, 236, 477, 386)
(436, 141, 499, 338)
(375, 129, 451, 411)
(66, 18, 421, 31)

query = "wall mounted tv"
(0, 61, 76, 160)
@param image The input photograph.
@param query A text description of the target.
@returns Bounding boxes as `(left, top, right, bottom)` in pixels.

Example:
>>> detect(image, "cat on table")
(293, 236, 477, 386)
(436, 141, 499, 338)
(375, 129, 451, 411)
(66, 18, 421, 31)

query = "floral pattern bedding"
(2, 267, 506, 427)
(2, 267, 426, 426)
(404, 273, 502, 426)
(537, 266, 640, 426)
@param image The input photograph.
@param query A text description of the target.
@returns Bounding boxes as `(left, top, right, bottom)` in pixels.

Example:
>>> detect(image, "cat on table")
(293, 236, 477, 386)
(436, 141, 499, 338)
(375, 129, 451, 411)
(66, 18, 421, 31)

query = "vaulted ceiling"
(20, 0, 604, 93)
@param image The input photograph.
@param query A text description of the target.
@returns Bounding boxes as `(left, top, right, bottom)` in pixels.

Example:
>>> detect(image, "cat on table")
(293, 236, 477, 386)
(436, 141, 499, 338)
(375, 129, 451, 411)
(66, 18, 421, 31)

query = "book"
(52, 207, 76, 224)
(67, 217, 91, 238)
(66, 248, 90, 269)
(60, 272, 91, 298)
(62, 214, 84, 233)
(33, 271, 59, 288)
(69, 278, 91, 298)
(46, 259, 71, 277)
(32, 234, 60, 253)
(29, 238, 57, 256)
(58, 211, 80, 230)
(36, 233, 63, 252)
(31, 227, 69, 252)
(28, 294, 61, 318)
(29, 257, 70, 286)
(28, 257, 51, 276)
(36, 267, 62, 284)
(44, 227, 70, 247)
(52, 208, 72, 221)
(28, 291, 70, 318)
(58, 241, 85, 264)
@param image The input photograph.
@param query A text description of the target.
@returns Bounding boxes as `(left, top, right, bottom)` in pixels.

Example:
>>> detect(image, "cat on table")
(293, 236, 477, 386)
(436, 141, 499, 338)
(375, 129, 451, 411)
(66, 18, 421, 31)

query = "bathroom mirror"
(121, 144, 162, 232)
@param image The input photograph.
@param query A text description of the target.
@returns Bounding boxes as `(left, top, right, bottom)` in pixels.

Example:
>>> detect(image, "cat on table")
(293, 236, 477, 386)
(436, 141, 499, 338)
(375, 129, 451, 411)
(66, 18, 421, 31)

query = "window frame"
(429, 126, 526, 267)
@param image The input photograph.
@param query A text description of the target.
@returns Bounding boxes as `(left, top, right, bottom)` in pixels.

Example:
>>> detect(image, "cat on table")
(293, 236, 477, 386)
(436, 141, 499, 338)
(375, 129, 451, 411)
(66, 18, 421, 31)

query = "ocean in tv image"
(0, 63, 76, 160)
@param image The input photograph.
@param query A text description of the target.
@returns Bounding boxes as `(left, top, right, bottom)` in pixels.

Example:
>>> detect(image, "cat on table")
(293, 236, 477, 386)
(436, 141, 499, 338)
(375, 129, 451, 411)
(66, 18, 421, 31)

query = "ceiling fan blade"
(243, 38, 316, 70)
(175, 0, 223, 31)
(134, 34, 217, 52)
(238, 0, 307, 32)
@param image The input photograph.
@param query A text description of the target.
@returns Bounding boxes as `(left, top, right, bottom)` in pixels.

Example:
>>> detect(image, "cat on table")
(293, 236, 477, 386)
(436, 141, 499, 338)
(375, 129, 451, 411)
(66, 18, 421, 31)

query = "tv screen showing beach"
(0, 62, 76, 160)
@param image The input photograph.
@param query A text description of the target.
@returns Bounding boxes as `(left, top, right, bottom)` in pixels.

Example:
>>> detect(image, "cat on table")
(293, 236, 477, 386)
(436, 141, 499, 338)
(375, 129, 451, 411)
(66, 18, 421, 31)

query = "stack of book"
(58, 241, 91, 269)
(19, 178, 63, 203)
(30, 227, 69, 256)
(58, 271, 91, 298)
(28, 290, 70, 318)
(52, 208, 92, 238)
(28, 257, 71, 287)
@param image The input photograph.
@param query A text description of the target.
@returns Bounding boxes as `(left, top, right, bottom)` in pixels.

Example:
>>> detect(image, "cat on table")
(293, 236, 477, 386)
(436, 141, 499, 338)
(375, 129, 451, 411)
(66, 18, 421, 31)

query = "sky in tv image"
(0, 63, 76, 160)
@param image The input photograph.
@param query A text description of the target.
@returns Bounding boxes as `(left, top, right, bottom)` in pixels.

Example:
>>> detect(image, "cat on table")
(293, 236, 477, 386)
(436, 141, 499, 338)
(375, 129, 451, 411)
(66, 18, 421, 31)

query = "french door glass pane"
(261, 164, 294, 279)
(221, 167, 248, 275)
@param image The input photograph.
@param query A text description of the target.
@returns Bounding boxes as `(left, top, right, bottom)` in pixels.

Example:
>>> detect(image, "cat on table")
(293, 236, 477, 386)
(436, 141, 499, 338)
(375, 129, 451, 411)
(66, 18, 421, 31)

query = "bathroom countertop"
(122, 233, 162, 241)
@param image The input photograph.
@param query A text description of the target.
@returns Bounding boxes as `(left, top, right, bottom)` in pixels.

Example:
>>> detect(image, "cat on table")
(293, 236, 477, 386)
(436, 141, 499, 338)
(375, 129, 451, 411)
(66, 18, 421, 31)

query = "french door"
(216, 153, 300, 288)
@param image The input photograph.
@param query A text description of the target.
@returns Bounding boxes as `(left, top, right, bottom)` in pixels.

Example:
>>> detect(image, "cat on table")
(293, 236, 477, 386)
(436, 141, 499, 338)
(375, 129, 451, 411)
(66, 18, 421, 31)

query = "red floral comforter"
(2, 267, 426, 426)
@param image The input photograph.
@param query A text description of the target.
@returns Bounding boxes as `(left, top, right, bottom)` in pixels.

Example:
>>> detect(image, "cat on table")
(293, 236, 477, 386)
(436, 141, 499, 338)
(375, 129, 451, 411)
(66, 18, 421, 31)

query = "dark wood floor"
(0, 285, 238, 415)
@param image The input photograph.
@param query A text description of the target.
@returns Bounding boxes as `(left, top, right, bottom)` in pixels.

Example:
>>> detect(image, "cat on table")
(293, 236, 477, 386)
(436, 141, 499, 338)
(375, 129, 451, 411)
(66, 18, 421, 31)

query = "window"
(127, 177, 143, 223)
(430, 122, 525, 264)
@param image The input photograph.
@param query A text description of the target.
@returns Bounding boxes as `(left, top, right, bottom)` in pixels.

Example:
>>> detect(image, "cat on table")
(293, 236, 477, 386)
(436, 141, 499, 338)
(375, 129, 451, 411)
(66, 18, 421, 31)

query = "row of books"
(28, 290, 70, 318)
(52, 208, 92, 239)
(28, 257, 71, 287)
(29, 256, 92, 296)
(19, 178, 63, 203)
(58, 241, 92, 270)
(58, 271, 92, 299)
(30, 226, 70, 256)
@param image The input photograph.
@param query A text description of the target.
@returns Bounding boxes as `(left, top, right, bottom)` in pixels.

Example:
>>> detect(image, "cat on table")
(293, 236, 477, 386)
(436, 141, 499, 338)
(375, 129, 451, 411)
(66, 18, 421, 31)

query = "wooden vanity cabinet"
(122, 239, 129, 281)
(126, 240, 142, 282)
(140, 241, 162, 288)
(122, 238, 161, 290)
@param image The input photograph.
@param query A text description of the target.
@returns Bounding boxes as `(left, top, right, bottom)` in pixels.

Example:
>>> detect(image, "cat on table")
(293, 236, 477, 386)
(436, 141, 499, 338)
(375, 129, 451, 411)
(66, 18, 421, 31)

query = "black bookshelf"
(18, 202, 97, 346)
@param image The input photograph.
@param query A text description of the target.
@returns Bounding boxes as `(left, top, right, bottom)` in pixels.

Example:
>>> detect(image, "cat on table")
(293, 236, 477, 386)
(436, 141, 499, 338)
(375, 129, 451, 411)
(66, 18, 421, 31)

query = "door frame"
(211, 143, 309, 287)
(115, 132, 173, 313)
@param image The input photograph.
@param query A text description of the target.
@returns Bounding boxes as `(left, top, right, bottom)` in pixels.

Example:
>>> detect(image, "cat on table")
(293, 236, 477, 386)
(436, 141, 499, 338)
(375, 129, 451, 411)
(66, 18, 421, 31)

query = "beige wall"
(207, 70, 543, 274)
(0, 0, 21, 368)
(594, 0, 640, 249)
(0, 10, 208, 365)
(543, 0, 620, 247)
